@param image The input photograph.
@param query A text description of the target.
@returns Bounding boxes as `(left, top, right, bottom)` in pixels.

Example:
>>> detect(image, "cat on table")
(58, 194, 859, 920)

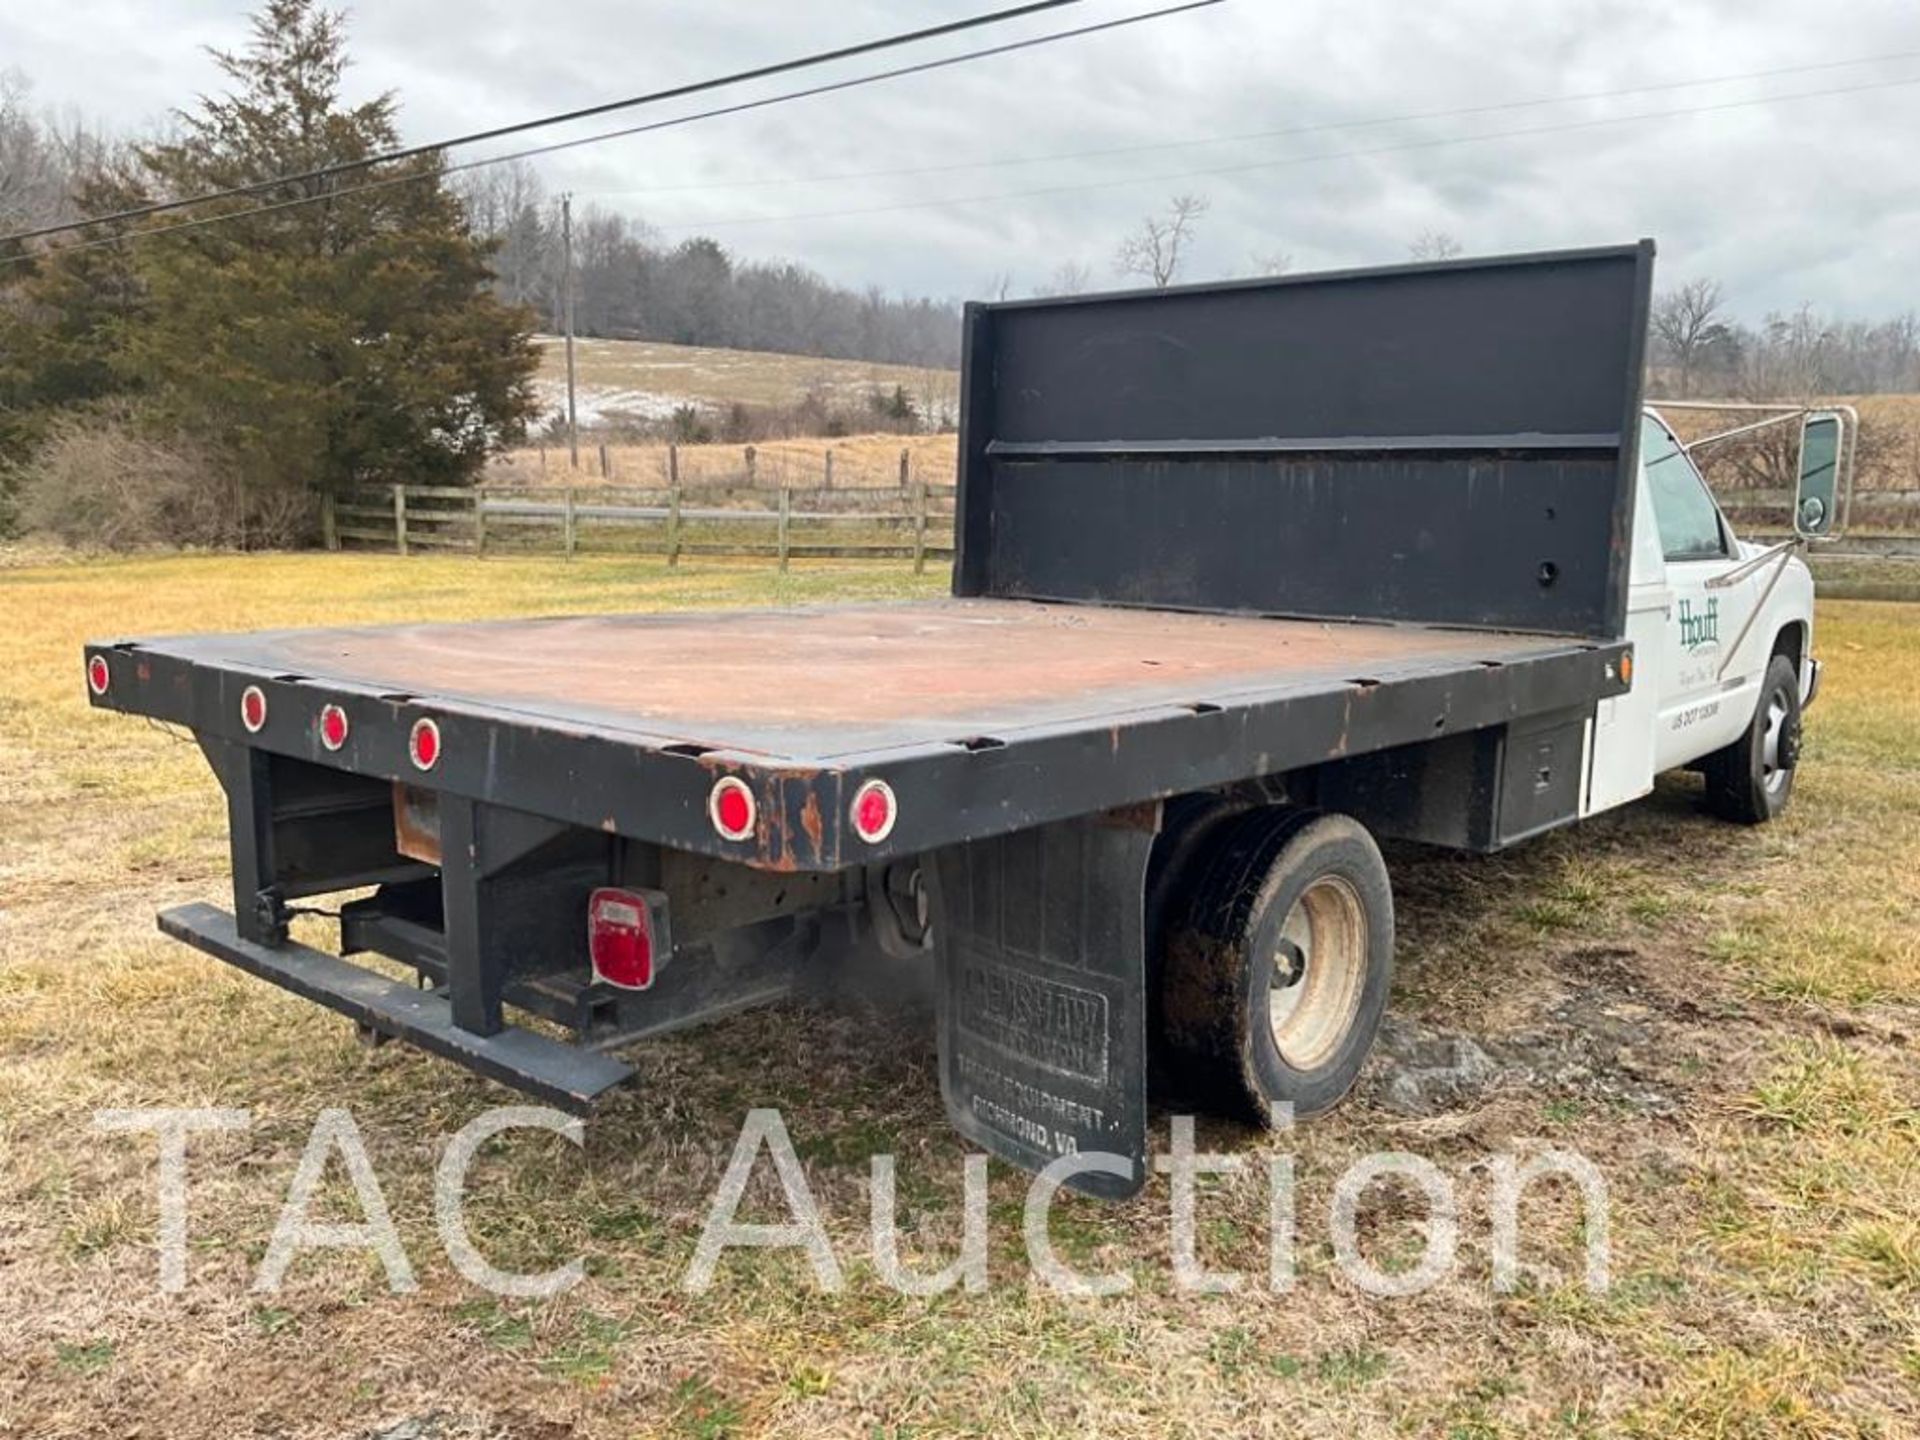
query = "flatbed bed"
(95, 598, 1625, 872)
(132, 599, 1607, 755)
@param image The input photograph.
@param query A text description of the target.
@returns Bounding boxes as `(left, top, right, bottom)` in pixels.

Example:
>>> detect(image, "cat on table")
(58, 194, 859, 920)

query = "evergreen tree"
(109, 0, 536, 516)
(0, 165, 151, 525)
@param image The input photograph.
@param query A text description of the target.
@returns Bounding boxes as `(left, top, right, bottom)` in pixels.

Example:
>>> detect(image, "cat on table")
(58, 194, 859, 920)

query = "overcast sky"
(5, 0, 1918, 318)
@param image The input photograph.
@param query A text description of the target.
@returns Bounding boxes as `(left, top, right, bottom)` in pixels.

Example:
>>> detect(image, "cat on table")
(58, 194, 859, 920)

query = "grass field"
(489, 432, 960, 493)
(507, 334, 963, 493)
(1664, 392, 1920, 498)
(1, 553, 1916, 1439)
(528, 336, 959, 430)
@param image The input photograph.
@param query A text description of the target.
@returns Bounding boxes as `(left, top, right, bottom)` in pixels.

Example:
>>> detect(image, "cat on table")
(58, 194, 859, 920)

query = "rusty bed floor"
(134, 598, 1598, 759)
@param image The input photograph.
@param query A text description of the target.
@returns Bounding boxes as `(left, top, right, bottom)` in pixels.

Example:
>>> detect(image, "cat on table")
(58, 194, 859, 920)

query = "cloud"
(6, 0, 1919, 318)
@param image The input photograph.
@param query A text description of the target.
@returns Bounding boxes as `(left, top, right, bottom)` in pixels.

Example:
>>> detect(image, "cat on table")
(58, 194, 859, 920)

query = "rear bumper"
(158, 902, 633, 1113)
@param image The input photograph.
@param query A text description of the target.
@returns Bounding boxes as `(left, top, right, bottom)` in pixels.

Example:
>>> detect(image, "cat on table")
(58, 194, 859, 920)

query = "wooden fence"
(319, 460, 1920, 574)
(323, 477, 958, 572)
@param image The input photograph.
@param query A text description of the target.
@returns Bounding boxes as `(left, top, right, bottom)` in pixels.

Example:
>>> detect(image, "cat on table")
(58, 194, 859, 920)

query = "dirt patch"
(1366, 939, 1777, 1119)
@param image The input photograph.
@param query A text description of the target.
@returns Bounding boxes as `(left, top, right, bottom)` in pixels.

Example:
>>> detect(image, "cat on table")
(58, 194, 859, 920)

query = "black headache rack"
(956, 240, 1653, 636)
(85, 242, 1653, 1163)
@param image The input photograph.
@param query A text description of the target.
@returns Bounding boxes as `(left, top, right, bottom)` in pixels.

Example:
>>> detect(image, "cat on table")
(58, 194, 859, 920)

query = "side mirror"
(1795, 411, 1844, 539)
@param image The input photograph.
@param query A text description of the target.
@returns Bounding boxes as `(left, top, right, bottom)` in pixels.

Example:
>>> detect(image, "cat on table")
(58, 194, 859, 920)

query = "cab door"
(1641, 415, 1758, 773)
(1584, 440, 1667, 814)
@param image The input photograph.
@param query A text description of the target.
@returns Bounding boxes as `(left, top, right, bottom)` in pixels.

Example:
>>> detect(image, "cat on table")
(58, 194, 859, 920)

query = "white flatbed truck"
(86, 241, 1849, 1196)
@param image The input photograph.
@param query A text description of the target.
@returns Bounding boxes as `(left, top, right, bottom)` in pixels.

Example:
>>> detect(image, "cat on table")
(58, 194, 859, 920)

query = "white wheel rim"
(1268, 874, 1368, 1071)
(1761, 690, 1792, 794)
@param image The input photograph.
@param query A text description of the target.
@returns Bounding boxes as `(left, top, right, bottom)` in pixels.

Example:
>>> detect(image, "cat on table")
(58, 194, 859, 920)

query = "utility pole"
(561, 192, 579, 469)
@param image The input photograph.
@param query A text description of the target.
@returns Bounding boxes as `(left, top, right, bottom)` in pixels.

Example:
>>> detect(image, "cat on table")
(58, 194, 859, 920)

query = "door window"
(1642, 418, 1728, 561)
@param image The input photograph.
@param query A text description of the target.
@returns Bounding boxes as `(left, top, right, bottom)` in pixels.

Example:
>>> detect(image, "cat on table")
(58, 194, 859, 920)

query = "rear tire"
(1703, 653, 1802, 825)
(1158, 809, 1394, 1123)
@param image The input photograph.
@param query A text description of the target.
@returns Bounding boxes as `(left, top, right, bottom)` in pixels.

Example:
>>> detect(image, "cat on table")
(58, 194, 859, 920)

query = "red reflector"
(588, 888, 656, 990)
(851, 779, 897, 843)
(709, 777, 756, 841)
(409, 717, 441, 770)
(240, 685, 268, 733)
(319, 704, 349, 751)
(86, 654, 110, 697)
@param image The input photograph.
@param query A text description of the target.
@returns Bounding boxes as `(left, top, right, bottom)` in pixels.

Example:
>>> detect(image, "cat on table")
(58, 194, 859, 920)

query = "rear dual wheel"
(1157, 809, 1394, 1122)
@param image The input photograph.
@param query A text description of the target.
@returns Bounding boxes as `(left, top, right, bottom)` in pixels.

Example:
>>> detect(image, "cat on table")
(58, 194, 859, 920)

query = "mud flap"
(928, 807, 1158, 1199)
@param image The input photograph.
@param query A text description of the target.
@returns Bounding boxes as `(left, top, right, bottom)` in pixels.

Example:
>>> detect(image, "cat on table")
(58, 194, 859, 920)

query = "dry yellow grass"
(490, 433, 959, 492)
(507, 336, 962, 495)
(1838, 394, 1920, 492)
(0, 551, 1916, 1439)
(1660, 392, 1920, 496)
(528, 336, 959, 428)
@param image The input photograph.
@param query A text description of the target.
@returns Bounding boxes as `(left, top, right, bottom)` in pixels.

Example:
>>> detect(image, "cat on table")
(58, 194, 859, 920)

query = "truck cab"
(1588, 403, 1838, 823)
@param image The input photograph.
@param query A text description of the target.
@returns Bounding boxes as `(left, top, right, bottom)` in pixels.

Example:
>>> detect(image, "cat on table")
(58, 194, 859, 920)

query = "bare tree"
(1114, 193, 1210, 288)
(1408, 229, 1464, 262)
(1651, 278, 1727, 398)
(0, 71, 116, 233)
(451, 158, 551, 307)
(462, 185, 966, 366)
(451, 157, 543, 238)
(1032, 258, 1093, 298)
(1248, 249, 1293, 277)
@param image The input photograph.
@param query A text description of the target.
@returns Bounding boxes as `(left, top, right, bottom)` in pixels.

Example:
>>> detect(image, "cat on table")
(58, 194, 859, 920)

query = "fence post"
(824, 449, 834, 489)
(666, 444, 682, 567)
(913, 474, 929, 575)
(394, 485, 409, 557)
(899, 447, 911, 491)
(563, 486, 577, 561)
(745, 445, 757, 487)
(778, 485, 791, 572)
(473, 488, 487, 558)
(599, 442, 611, 478)
(320, 492, 338, 552)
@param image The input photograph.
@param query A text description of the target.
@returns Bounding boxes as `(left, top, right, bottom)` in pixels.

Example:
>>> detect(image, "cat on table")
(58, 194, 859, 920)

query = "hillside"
(530, 335, 961, 431)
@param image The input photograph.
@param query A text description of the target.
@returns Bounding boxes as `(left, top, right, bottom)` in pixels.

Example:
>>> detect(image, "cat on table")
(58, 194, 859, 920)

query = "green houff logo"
(1677, 596, 1720, 651)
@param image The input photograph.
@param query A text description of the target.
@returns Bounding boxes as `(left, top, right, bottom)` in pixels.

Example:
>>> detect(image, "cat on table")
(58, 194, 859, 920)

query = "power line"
(1, 0, 1222, 269)
(16, 19, 1910, 273)
(1, 0, 1096, 245)
(635, 71, 1920, 234)
(580, 47, 1920, 201)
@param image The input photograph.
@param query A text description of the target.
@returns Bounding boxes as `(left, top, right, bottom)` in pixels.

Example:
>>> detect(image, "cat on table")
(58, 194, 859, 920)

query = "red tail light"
(86, 655, 110, 697)
(588, 887, 667, 991)
(851, 779, 897, 843)
(240, 685, 268, 733)
(708, 777, 756, 841)
(319, 704, 349, 751)
(409, 717, 441, 771)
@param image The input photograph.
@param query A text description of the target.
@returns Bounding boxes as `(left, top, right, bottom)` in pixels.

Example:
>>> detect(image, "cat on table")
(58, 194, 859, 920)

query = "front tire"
(1158, 809, 1394, 1122)
(1704, 653, 1802, 824)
